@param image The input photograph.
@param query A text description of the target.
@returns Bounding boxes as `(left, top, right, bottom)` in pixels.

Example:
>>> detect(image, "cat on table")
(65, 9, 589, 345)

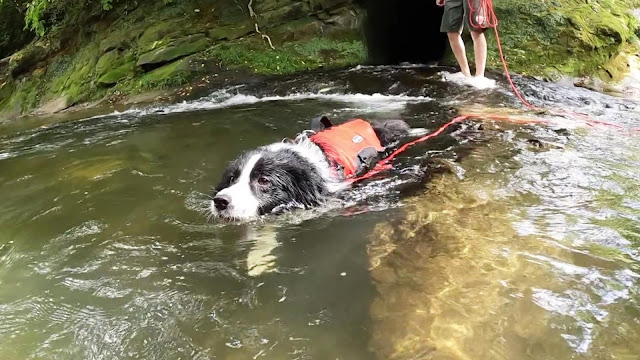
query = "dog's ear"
(311, 116, 333, 131)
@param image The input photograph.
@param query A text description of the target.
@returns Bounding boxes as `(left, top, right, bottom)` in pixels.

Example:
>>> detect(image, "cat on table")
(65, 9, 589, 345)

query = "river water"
(0, 66, 639, 359)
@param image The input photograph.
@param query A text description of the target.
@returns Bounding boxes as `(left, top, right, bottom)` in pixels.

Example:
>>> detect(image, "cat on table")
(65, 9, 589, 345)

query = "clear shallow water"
(0, 66, 639, 359)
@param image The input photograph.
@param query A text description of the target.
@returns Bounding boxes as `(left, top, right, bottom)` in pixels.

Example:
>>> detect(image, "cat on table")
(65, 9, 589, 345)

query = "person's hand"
(436, 0, 445, 6)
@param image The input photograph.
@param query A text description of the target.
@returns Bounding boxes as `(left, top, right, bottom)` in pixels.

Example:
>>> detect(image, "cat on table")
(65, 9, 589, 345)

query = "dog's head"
(211, 145, 329, 221)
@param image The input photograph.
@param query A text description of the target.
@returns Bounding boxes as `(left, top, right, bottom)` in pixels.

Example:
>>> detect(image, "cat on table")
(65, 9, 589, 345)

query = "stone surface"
(137, 34, 209, 67)
(96, 50, 124, 77)
(35, 95, 71, 114)
(137, 20, 193, 54)
(98, 61, 136, 85)
(323, 8, 360, 29)
(9, 45, 48, 77)
(207, 22, 254, 41)
(259, 2, 310, 27)
(141, 57, 191, 82)
(100, 31, 136, 53)
(309, 0, 353, 12)
(269, 18, 324, 43)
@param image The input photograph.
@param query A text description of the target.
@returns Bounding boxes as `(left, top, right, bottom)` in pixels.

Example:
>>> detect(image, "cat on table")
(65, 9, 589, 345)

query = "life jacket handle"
(311, 116, 333, 132)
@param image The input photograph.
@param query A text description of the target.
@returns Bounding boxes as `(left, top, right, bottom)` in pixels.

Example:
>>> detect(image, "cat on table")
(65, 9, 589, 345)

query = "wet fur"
(211, 119, 412, 220)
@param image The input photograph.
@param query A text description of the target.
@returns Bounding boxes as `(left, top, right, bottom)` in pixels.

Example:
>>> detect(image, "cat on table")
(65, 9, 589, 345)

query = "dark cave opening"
(362, 0, 448, 65)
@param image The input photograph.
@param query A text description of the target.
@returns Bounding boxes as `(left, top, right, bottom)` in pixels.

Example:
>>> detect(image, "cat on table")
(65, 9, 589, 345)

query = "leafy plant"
(17, 0, 120, 36)
(24, 0, 48, 36)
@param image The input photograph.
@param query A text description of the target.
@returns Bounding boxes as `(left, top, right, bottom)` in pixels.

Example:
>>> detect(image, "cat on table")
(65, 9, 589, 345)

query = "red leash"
(348, 115, 470, 183)
(467, 0, 531, 107)
(467, 0, 640, 132)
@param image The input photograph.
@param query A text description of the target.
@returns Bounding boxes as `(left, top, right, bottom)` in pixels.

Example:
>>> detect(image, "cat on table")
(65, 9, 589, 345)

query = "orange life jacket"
(310, 119, 384, 178)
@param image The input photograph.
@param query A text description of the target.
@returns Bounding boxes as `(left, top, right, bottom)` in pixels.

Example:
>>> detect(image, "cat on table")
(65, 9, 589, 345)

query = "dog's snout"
(213, 194, 231, 211)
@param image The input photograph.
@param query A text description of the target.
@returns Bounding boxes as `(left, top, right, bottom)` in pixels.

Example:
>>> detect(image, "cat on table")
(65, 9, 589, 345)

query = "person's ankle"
(475, 73, 485, 78)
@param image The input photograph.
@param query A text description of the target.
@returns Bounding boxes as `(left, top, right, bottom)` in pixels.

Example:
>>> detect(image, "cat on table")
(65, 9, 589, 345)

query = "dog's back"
(211, 117, 414, 221)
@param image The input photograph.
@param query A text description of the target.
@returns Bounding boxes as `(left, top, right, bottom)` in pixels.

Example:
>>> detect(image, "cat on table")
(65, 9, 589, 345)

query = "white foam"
(349, 63, 434, 71)
(440, 71, 497, 90)
(408, 128, 429, 136)
(91, 87, 433, 120)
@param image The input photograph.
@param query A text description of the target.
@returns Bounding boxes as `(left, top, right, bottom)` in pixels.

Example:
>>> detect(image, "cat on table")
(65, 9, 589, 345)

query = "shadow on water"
(0, 65, 639, 359)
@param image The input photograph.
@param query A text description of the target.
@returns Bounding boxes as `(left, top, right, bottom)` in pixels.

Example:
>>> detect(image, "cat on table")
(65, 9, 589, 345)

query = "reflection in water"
(368, 123, 640, 360)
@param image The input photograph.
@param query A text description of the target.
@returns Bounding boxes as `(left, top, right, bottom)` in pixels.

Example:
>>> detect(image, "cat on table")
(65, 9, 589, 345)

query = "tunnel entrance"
(362, 0, 448, 65)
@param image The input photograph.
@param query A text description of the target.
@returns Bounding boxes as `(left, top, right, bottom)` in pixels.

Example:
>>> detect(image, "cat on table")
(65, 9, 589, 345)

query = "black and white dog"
(211, 117, 415, 221)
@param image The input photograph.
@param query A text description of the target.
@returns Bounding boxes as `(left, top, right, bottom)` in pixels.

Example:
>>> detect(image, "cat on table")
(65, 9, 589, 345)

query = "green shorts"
(440, 0, 488, 33)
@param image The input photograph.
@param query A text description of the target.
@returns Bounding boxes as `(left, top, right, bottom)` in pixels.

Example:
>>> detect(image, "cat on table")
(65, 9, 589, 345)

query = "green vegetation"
(486, 0, 640, 79)
(1, 0, 639, 118)
(207, 37, 366, 75)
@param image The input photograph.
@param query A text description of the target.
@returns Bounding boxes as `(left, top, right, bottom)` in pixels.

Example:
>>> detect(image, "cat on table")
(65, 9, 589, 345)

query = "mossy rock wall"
(0, 0, 638, 119)
(483, 0, 640, 80)
(0, 0, 368, 119)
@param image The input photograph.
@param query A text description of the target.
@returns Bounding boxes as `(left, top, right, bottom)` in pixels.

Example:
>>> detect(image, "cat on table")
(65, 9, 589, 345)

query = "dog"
(210, 116, 414, 221)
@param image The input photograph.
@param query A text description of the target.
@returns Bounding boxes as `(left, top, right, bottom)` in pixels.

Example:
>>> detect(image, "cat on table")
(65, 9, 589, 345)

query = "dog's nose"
(213, 194, 231, 211)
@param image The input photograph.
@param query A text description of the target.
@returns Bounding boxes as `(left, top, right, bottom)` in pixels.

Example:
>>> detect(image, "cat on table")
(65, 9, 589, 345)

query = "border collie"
(210, 117, 413, 221)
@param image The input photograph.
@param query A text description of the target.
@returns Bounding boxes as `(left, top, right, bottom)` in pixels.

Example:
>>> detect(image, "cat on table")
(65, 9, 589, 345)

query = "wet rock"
(137, 20, 195, 54)
(100, 30, 138, 53)
(98, 61, 136, 85)
(8, 45, 49, 77)
(574, 76, 606, 92)
(207, 22, 254, 41)
(137, 34, 209, 67)
(96, 50, 123, 77)
(0, 78, 14, 102)
(141, 57, 191, 83)
(322, 8, 360, 29)
(254, 0, 294, 13)
(268, 18, 324, 44)
(35, 95, 71, 114)
(63, 53, 98, 88)
(309, 0, 353, 12)
(526, 139, 544, 148)
(259, 2, 310, 27)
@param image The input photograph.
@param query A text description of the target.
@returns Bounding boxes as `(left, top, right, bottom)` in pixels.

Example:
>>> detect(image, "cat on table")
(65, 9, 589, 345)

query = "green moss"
(206, 37, 366, 75)
(208, 22, 254, 41)
(11, 78, 42, 112)
(137, 20, 187, 54)
(40, 42, 103, 105)
(131, 57, 194, 90)
(136, 35, 209, 66)
(97, 61, 136, 85)
(486, 0, 640, 79)
(96, 50, 123, 76)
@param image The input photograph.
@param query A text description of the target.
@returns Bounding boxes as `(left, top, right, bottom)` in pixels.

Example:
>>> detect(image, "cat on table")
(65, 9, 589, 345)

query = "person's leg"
(447, 32, 472, 77)
(440, 0, 471, 77)
(470, 30, 487, 77)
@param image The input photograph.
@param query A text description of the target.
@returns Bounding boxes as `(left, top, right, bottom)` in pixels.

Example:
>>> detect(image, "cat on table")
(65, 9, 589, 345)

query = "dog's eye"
(257, 176, 270, 186)
(228, 175, 235, 183)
